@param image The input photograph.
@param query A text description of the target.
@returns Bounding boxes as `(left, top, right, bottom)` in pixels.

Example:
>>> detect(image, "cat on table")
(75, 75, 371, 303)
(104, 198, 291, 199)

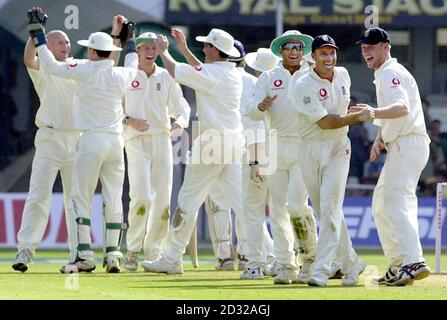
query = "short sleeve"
(292, 79, 328, 123)
(379, 68, 409, 108)
(175, 63, 217, 93)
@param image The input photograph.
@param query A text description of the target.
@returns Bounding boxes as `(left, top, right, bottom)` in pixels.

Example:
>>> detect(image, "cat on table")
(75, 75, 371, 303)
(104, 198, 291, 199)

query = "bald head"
(46, 30, 71, 61)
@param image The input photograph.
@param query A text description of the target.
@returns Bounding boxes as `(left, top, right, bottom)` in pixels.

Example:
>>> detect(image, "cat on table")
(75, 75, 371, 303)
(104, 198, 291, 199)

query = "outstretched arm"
(317, 106, 375, 129)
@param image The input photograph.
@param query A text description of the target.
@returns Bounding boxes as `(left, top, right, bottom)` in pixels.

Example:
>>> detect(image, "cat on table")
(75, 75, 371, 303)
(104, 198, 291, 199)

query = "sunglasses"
(281, 42, 304, 51)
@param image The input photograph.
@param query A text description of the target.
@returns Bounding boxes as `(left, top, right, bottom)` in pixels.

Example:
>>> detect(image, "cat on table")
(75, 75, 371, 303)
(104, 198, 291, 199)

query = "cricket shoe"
(373, 265, 401, 285)
(12, 248, 33, 273)
(215, 258, 234, 271)
(342, 259, 366, 286)
(240, 267, 264, 280)
(141, 256, 183, 275)
(264, 260, 281, 277)
(307, 273, 328, 287)
(60, 257, 96, 274)
(296, 259, 314, 284)
(328, 260, 344, 279)
(123, 251, 139, 272)
(238, 255, 248, 271)
(104, 255, 121, 273)
(386, 262, 431, 286)
(273, 266, 300, 285)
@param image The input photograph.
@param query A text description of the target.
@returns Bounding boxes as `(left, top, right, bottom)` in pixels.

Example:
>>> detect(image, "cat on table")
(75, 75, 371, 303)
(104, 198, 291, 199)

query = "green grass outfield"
(0, 249, 446, 300)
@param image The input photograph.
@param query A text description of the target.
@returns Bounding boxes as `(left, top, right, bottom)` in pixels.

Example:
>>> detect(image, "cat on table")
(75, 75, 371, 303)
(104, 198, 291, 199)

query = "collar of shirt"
(374, 57, 397, 78)
(211, 60, 236, 67)
(277, 59, 309, 77)
(90, 59, 115, 67)
(137, 64, 162, 79)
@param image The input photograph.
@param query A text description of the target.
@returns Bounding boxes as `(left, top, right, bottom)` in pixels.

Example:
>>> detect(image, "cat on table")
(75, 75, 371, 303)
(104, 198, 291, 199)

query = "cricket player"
(141, 28, 245, 275)
(248, 30, 318, 285)
(12, 9, 79, 273)
(206, 41, 276, 274)
(122, 32, 190, 271)
(238, 47, 280, 280)
(354, 27, 431, 286)
(289, 35, 373, 287)
(27, 8, 139, 273)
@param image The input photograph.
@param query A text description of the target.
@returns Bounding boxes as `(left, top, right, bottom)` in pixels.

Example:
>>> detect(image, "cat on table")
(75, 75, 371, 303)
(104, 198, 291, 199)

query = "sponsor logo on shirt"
(391, 77, 401, 88)
(131, 80, 141, 90)
(272, 79, 284, 90)
(319, 88, 328, 100)
(195, 66, 203, 72)
(341, 86, 346, 96)
(157, 83, 161, 91)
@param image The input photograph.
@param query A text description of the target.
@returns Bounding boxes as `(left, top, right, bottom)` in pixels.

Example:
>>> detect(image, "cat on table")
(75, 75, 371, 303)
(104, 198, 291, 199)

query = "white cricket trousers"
(71, 131, 125, 260)
(372, 133, 429, 266)
(163, 133, 246, 264)
(268, 136, 317, 269)
(298, 136, 358, 278)
(242, 164, 274, 269)
(17, 127, 79, 262)
(125, 134, 173, 260)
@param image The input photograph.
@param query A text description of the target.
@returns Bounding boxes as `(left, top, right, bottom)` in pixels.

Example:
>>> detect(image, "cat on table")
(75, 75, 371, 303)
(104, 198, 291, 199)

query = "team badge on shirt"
(303, 96, 311, 105)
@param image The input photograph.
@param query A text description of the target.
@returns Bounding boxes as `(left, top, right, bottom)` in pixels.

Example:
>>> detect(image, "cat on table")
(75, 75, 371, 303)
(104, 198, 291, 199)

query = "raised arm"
(156, 34, 178, 78)
(24, 37, 39, 69)
(171, 28, 201, 66)
(110, 15, 127, 66)
(24, 6, 48, 69)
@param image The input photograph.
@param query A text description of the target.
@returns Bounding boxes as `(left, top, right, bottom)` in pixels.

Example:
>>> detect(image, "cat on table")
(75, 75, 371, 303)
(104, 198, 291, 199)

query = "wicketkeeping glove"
(27, 8, 47, 47)
(119, 21, 135, 45)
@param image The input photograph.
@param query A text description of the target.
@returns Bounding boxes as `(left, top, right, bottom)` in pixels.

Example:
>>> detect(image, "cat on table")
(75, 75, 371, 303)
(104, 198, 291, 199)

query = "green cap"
(135, 32, 157, 47)
(270, 30, 313, 57)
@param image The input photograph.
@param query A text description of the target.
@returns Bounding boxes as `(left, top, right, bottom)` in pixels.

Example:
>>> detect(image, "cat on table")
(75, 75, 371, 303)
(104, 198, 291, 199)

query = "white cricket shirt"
(37, 46, 138, 133)
(175, 61, 243, 135)
(238, 67, 265, 145)
(290, 66, 351, 140)
(123, 65, 190, 140)
(248, 60, 309, 137)
(27, 63, 78, 130)
(373, 58, 429, 143)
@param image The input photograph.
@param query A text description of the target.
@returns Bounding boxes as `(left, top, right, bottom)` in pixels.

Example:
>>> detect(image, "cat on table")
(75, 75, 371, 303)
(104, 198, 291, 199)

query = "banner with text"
(0, 193, 104, 249)
(166, 0, 447, 27)
(0, 194, 445, 248)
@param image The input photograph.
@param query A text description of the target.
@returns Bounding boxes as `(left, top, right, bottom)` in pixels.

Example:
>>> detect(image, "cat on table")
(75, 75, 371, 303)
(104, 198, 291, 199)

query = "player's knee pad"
(172, 207, 197, 231)
(133, 202, 152, 217)
(290, 215, 317, 243)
